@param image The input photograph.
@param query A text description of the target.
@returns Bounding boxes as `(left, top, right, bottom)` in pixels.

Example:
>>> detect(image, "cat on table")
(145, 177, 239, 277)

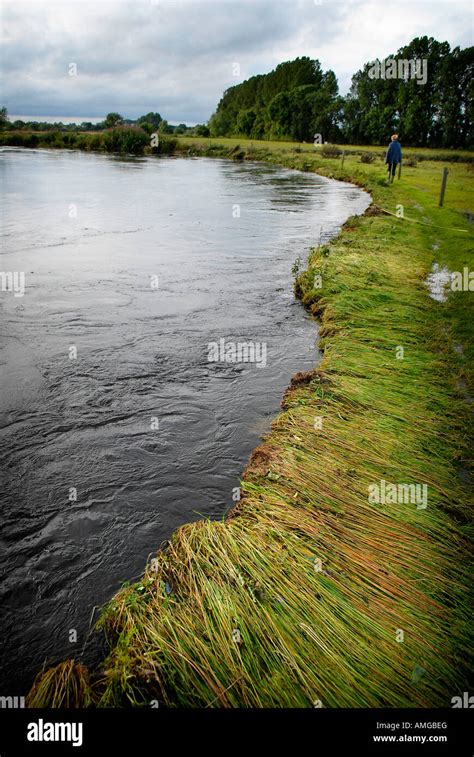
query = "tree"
(209, 57, 339, 141)
(236, 109, 257, 136)
(267, 92, 292, 137)
(341, 63, 399, 145)
(137, 112, 162, 129)
(209, 108, 234, 136)
(341, 37, 473, 148)
(195, 124, 210, 137)
(396, 37, 450, 146)
(103, 112, 124, 129)
(158, 119, 173, 134)
(138, 121, 155, 135)
(0, 106, 8, 130)
(434, 45, 473, 148)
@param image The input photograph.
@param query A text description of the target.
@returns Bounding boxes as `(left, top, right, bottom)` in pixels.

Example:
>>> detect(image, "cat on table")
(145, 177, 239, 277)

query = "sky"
(1, 0, 472, 124)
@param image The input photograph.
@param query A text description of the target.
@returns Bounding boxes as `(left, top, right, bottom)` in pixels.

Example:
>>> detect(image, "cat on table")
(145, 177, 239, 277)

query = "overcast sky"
(1, 0, 472, 124)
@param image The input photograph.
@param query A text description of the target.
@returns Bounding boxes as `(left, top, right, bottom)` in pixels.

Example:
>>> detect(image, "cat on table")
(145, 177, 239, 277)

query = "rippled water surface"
(0, 148, 370, 692)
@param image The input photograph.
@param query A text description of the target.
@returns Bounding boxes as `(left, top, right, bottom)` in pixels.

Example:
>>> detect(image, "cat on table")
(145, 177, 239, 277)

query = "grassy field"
(177, 135, 474, 161)
(27, 138, 473, 708)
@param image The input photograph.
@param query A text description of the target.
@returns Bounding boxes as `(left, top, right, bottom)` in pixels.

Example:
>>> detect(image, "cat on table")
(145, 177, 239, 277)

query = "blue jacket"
(386, 140, 402, 164)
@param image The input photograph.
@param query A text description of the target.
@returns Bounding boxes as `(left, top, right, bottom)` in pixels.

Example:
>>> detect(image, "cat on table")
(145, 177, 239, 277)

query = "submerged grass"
(27, 139, 473, 708)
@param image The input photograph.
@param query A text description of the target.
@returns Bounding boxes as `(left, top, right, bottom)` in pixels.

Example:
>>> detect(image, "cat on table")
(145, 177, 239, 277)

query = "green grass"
(176, 135, 474, 162)
(26, 139, 473, 708)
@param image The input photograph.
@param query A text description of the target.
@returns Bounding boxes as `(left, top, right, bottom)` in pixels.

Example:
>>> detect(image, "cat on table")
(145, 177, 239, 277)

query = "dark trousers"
(387, 162, 398, 177)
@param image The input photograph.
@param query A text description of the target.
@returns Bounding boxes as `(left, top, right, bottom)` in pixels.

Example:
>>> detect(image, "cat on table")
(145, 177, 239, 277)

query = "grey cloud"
(1, 0, 470, 122)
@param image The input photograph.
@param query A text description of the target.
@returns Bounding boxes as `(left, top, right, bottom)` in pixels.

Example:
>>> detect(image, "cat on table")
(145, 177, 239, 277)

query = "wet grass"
(26, 660, 96, 708)
(27, 139, 473, 708)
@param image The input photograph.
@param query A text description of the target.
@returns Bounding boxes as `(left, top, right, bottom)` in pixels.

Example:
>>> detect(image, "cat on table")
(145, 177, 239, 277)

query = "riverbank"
(27, 138, 473, 707)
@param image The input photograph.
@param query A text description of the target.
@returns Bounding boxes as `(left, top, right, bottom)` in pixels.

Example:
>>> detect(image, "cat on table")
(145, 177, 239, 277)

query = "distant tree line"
(0, 107, 209, 138)
(209, 37, 473, 148)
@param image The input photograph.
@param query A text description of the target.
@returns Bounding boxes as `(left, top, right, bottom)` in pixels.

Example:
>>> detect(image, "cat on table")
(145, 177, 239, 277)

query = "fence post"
(341, 150, 345, 169)
(439, 167, 449, 207)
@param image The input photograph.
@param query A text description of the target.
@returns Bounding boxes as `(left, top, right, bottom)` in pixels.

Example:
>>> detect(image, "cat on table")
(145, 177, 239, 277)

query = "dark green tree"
(194, 124, 210, 136)
(137, 112, 162, 129)
(209, 57, 340, 141)
(103, 112, 124, 129)
(341, 37, 473, 148)
(0, 106, 8, 130)
(236, 109, 257, 136)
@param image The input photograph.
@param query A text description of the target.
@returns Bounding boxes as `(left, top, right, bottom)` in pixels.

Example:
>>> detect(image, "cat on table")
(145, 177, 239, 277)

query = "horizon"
(7, 114, 198, 126)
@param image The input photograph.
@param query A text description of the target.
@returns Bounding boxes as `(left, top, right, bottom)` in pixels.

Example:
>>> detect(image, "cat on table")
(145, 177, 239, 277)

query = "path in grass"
(28, 142, 473, 708)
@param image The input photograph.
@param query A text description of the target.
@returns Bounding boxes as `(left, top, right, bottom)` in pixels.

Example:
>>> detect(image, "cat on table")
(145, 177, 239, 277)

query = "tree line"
(0, 108, 208, 138)
(209, 37, 473, 148)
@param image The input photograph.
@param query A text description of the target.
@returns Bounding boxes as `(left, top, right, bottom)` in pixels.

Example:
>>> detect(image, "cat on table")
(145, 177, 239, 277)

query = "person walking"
(385, 134, 402, 183)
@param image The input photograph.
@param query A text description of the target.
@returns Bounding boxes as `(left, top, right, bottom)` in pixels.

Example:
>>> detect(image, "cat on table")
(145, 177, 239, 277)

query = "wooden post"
(341, 150, 345, 169)
(439, 167, 448, 207)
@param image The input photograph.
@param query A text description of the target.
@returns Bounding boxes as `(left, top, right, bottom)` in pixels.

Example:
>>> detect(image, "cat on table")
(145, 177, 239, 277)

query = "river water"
(0, 148, 370, 693)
